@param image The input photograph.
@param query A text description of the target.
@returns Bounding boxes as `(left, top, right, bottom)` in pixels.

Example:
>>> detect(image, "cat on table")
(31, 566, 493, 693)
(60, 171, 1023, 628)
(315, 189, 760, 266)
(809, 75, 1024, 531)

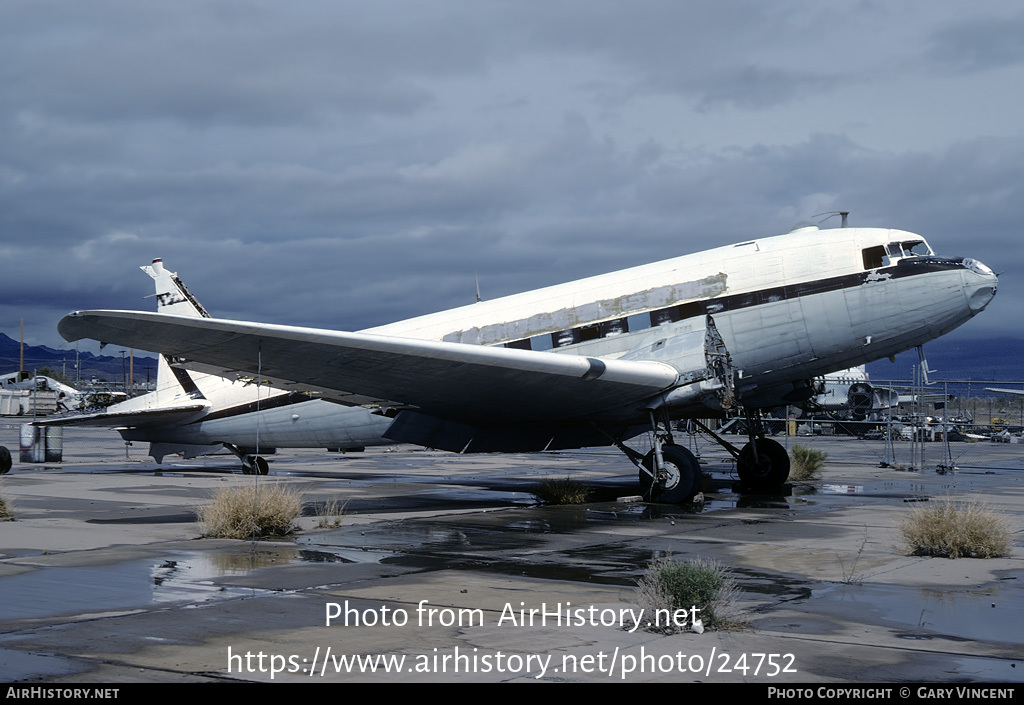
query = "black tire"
(242, 455, 269, 475)
(0, 445, 11, 474)
(737, 438, 790, 492)
(639, 444, 702, 503)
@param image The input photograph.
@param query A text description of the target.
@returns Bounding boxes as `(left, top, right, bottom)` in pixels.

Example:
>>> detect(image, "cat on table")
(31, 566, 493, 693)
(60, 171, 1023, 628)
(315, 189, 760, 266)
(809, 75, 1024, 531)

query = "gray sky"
(3, 0, 1021, 355)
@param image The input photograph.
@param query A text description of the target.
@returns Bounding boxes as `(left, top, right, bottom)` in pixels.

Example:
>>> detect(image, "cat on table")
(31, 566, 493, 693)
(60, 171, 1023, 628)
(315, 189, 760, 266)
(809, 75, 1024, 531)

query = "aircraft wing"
(985, 388, 1024, 396)
(58, 310, 681, 425)
(32, 403, 210, 429)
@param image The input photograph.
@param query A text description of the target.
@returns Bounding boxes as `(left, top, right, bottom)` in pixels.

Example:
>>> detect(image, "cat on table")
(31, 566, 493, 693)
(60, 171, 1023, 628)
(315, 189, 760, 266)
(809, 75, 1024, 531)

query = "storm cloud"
(2, 1, 1020, 353)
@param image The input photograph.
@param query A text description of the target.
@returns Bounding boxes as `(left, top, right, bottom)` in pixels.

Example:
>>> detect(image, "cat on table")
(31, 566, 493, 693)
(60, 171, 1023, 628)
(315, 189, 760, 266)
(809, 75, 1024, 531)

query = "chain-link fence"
(673, 379, 1024, 473)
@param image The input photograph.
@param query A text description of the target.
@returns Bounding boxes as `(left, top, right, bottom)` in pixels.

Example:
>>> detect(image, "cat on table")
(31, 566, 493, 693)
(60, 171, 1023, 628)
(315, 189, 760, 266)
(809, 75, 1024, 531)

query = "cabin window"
(505, 339, 531, 350)
(627, 312, 651, 332)
(578, 323, 601, 342)
(862, 245, 886, 270)
(651, 307, 680, 327)
(676, 301, 702, 320)
(600, 318, 628, 337)
(551, 329, 579, 348)
(530, 334, 553, 351)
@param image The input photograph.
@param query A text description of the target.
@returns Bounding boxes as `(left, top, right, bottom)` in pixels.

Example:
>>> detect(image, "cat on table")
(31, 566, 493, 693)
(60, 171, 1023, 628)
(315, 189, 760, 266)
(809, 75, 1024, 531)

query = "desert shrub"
(533, 477, 589, 504)
(636, 557, 743, 631)
(0, 491, 12, 521)
(789, 444, 827, 481)
(197, 483, 301, 539)
(898, 498, 1011, 559)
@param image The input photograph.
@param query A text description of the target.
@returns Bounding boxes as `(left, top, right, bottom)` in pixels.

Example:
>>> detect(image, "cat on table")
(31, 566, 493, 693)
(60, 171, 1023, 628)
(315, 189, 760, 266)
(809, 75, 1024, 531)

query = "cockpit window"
(896, 240, 931, 257)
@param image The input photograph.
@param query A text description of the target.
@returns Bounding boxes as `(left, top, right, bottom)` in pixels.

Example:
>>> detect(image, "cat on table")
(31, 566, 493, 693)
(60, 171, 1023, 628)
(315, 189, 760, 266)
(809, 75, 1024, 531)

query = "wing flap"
(59, 310, 680, 424)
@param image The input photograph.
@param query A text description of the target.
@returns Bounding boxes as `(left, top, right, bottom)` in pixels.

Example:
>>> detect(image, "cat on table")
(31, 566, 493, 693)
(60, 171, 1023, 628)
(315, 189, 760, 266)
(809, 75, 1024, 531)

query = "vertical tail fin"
(142, 258, 210, 318)
(142, 259, 210, 404)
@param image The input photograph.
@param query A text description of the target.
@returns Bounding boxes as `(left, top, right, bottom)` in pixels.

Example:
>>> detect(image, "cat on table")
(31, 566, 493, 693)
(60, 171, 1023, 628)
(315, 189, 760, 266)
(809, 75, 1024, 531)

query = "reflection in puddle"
(0, 551, 291, 622)
(814, 579, 1024, 645)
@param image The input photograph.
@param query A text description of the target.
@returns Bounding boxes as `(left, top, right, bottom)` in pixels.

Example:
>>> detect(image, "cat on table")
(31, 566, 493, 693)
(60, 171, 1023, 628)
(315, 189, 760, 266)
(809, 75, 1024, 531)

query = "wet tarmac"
(0, 428, 1021, 683)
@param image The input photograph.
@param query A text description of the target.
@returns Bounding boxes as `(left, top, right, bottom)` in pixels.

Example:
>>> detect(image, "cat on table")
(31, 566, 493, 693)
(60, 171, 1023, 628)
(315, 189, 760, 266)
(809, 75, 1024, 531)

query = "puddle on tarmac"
(949, 655, 1024, 682)
(813, 577, 1024, 645)
(0, 551, 294, 622)
(0, 647, 83, 681)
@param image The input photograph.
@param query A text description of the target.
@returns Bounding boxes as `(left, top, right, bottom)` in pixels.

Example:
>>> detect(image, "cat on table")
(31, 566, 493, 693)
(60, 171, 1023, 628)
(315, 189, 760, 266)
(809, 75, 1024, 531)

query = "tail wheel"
(737, 438, 789, 492)
(0, 446, 11, 474)
(243, 455, 270, 475)
(640, 444, 702, 503)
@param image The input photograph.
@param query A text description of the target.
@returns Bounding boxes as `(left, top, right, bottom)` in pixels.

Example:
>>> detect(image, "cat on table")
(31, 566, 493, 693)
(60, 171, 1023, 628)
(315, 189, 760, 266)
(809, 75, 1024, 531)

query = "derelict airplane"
(58, 223, 997, 501)
(803, 365, 901, 420)
(38, 259, 393, 473)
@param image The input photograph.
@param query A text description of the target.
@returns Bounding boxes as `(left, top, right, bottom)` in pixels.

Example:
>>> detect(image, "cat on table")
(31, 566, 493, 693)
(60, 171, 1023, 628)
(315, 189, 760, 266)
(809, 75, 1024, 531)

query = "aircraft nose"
(963, 258, 997, 313)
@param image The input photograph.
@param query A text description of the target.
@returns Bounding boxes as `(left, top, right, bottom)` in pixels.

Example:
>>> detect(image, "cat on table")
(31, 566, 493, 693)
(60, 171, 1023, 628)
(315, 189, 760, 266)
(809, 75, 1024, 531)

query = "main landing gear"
(223, 443, 270, 475)
(242, 454, 269, 476)
(617, 406, 790, 503)
(617, 410, 703, 503)
(692, 409, 790, 493)
(736, 436, 789, 492)
(640, 444, 702, 503)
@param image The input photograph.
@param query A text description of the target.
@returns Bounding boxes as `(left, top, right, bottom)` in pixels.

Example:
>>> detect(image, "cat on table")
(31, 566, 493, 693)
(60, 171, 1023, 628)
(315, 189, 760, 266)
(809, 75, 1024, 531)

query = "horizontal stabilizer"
(33, 403, 209, 429)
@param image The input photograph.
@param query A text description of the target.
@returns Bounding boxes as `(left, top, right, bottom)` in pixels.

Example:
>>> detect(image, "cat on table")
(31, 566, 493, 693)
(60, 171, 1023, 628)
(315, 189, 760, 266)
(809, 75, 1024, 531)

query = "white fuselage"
(365, 226, 995, 415)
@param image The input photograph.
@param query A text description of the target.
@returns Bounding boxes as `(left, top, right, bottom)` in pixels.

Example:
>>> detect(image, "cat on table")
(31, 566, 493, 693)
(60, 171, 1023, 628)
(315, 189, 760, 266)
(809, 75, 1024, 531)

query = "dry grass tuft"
(636, 557, 745, 632)
(0, 490, 13, 521)
(533, 477, 590, 505)
(197, 483, 301, 539)
(789, 444, 826, 481)
(315, 498, 348, 529)
(898, 498, 1012, 559)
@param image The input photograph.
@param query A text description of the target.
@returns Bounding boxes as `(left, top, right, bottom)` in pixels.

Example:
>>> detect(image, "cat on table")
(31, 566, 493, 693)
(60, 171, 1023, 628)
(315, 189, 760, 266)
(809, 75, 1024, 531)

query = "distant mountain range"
(866, 337, 1023, 384)
(0, 332, 158, 385)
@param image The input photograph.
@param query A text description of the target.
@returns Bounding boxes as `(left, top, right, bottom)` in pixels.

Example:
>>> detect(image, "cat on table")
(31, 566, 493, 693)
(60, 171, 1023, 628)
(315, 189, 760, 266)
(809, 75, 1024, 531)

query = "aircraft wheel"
(242, 455, 270, 475)
(737, 438, 790, 492)
(0, 445, 11, 474)
(640, 444, 702, 503)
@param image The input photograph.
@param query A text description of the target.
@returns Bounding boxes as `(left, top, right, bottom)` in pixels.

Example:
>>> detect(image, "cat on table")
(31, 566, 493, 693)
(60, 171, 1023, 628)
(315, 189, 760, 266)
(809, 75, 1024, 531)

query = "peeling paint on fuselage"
(440, 273, 729, 346)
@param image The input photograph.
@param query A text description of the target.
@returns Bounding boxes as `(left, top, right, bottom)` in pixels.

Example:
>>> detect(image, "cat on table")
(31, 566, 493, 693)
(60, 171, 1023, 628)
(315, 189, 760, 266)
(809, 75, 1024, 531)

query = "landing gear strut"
(223, 443, 270, 475)
(616, 410, 703, 503)
(242, 454, 269, 476)
(639, 444, 702, 503)
(692, 408, 790, 494)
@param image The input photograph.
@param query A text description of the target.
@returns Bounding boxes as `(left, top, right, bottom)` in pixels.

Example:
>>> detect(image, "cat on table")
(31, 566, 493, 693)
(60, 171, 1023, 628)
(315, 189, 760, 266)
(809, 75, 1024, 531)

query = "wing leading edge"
(58, 311, 681, 430)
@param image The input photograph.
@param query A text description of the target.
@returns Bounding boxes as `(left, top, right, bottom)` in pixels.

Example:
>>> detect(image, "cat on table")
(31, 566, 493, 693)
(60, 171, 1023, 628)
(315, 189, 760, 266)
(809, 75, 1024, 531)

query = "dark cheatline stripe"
(187, 391, 316, 424)
(164, 355, 206, 399)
